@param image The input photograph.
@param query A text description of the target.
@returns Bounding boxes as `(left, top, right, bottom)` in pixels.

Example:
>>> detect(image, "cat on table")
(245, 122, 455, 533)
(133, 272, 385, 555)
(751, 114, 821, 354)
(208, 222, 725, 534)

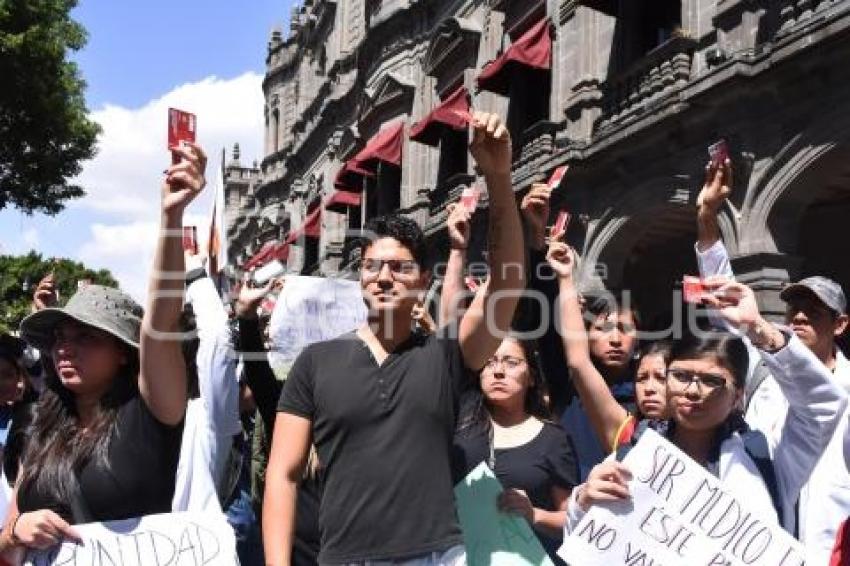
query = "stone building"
(225, 0, 850, 337)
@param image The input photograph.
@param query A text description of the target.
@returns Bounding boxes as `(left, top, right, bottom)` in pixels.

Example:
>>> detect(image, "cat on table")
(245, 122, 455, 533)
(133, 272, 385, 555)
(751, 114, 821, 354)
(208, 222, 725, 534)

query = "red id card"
(708, 139, 729, 169)
(168, 108, 197, 150)
(182, 226, 198, 253)
(547, 165, 569, 192)
(451, 109, 474, 125)
(460, 185, 481, 212)
(465, 276, 481, 293)
(552, 210, 571, 237)
(683, 276, 708, 304)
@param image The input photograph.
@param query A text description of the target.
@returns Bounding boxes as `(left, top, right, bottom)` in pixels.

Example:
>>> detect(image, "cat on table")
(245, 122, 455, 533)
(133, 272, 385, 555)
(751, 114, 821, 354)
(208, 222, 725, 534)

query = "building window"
(506, 69, 551, 145)
(363, 163, 401, 221)
(615, 0, 682, 71)
(302, 237, 319, 274)
(271, 109, 280, 153)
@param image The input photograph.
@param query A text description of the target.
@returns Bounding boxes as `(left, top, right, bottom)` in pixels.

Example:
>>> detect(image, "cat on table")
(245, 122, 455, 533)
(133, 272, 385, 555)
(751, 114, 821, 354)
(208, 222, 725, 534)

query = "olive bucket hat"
(20, 285, 143, 351)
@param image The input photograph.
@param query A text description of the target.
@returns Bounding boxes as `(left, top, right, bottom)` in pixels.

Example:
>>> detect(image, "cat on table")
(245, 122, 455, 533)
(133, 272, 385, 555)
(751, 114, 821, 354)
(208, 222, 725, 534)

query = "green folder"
(454, 462, 555, 566)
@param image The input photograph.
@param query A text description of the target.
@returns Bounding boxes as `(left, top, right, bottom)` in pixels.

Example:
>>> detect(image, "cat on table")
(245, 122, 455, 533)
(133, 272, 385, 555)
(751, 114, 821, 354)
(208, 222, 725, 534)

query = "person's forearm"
(147, 211, 186, 334)
(558, 277, 628, 447)
(531, 508, 566, 539)
(238, 317, 282, 435)
(439, 248, 466, 326)
(485, 172, 525, 293)
(697, 206, 722, 253)
(262, 474, 298, 565)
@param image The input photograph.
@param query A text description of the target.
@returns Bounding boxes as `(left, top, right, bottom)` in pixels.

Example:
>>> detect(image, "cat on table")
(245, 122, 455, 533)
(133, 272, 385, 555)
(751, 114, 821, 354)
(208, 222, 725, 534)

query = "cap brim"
(20, 308, 139, 352)
(780, 283, 815, 302)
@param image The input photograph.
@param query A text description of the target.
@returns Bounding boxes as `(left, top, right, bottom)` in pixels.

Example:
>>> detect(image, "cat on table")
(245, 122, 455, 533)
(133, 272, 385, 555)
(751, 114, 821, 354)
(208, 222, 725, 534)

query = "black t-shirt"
(277, 329, 466, 564)
(453, 421, 579, 564)
(18, 396, 184, 523)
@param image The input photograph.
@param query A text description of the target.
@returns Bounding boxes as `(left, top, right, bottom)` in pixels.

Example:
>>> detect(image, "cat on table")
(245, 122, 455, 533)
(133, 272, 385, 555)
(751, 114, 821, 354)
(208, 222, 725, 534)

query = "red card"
(683, 276, 707, 304)
(464, 276, 480, 293)
(168, 108, 197, 150)
(261, 297, 277, 314)
(460, 185, 480, 212)
(182, 226, 198, 253)
(708, 139, 729, 169)
(547, 165, 569, 192)
(552, 210, 571, 236)
(451, 109, 474, 125)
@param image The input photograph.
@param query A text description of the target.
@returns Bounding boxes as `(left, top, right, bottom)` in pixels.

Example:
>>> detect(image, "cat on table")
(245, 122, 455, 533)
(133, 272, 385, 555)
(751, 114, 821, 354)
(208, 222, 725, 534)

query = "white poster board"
(24, 511, 237, 566)
(559, 428, 804, 566)
(267, 275, 367, 376)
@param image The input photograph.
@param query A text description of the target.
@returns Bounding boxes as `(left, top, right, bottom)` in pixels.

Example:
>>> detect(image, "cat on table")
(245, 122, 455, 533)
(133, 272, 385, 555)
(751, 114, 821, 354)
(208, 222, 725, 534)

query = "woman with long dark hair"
(546, 240, 848, 535)
(453, 334, 579, 565)
(0, 142, 208, 557)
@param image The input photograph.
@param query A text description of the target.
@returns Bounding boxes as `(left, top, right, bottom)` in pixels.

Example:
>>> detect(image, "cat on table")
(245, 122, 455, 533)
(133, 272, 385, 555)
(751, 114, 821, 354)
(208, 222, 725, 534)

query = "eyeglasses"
(361, 258, 419, 279)
(483, 356, 527, 372)
(666, 368, 729, 394)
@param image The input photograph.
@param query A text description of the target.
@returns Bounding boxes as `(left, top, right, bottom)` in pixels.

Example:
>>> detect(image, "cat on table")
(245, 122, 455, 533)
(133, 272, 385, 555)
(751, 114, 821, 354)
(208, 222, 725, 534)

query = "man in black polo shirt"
(263, 112, 525, 565)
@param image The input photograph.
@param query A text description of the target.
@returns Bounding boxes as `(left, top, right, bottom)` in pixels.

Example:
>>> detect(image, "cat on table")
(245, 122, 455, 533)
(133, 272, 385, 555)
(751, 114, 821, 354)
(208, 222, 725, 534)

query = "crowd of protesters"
(0, 111, 847, 566)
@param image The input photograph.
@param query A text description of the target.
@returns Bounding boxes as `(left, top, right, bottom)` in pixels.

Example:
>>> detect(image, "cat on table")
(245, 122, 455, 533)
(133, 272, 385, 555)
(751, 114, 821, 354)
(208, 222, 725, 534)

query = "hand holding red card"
(182, 226, 198, 254)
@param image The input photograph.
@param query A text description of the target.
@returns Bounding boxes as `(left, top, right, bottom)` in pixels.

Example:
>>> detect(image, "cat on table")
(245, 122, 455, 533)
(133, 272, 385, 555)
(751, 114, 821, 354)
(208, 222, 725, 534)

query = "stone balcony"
(595, 35, 696, 135)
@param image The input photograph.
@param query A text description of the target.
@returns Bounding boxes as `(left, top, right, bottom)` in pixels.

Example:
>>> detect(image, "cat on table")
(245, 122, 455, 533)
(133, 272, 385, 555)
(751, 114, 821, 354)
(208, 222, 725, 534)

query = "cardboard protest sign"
(455, 462, 555, 566)
(24, 511, 237, 566)
(267, 276, 367, 378)
(559, 428, 804, 566)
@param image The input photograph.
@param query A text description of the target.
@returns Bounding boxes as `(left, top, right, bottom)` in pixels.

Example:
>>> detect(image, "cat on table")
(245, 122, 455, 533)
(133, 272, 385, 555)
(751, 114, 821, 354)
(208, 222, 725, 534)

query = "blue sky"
(0, 0, 295, 299)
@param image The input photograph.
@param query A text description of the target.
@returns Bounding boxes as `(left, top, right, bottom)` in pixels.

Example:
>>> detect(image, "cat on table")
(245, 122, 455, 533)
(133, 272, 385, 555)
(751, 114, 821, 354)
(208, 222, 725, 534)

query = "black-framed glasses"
(361, 258, 419, 278)
(667, 368, 729, 393)
(483, 356, 527, 372)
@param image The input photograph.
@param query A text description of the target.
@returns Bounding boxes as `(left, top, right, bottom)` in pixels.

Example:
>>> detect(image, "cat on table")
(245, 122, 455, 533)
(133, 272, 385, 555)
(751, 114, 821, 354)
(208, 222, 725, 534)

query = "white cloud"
(74, 73, 265, 301)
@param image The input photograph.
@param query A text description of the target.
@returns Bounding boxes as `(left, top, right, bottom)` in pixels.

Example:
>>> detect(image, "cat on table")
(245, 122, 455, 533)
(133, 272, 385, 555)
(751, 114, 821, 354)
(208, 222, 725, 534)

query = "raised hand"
(236, 277, 284, 320)
(699, 276, 760, 330)
(545, 235, 576, 280)
(446, 202, 471, 251)
(162, 142, 207, 215)
(32, 273, 58, 311)
(521, 183, 551, 250)
(469, 111, 512, 178)
(697, 158, 732, 212)
(411, 302, 436, 334)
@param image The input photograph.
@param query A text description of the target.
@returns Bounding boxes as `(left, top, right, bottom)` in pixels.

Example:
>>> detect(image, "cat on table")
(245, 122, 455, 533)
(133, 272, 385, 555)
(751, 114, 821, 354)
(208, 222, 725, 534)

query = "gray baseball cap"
(780, 276, 847, 315)
(20, 285, 143, 351)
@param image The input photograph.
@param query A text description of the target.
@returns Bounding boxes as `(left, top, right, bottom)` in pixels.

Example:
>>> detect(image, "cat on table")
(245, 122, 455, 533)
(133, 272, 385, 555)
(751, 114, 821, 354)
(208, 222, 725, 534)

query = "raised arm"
(186, 266, 241, 439)
(459, 112, 525, 370)
(696, 158, 732, 254)
(236, 278, 285, 436)
(439, 202, 471, 327)
(547, 235, 629, 451)
(702, 278, 849, 528)
(140, 142, 207, 425)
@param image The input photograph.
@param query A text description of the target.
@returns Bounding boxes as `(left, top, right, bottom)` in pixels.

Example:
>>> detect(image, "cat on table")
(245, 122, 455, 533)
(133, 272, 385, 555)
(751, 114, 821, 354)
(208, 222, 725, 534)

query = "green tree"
(0, 0, 100, 214)
(0, 252, 118, 333)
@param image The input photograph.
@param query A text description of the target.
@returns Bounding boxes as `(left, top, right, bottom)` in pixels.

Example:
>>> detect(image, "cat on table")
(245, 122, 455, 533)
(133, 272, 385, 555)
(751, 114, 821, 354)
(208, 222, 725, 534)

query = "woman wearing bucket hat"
(0, 142, 207, 557)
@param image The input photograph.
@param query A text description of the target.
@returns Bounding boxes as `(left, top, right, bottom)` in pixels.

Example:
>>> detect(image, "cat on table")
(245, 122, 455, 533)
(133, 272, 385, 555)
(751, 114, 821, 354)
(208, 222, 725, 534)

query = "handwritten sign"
(559, 429, 804, 566)
(24, 511, 237, 565)
(455, 462, 555, 566)
(267, 276, 367, 377)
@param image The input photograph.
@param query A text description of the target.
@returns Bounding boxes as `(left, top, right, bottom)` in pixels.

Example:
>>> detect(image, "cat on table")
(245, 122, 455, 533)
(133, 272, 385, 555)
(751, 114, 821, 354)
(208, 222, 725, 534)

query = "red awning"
(409, 87, 470, 147)
(477, 18, 552, 95)
(285, 207, 322, 244)
(324, 190, 362, 214)
(243, 241, 277, 270)
(333, 121, 405, 193)
(271, 242, 290, 262)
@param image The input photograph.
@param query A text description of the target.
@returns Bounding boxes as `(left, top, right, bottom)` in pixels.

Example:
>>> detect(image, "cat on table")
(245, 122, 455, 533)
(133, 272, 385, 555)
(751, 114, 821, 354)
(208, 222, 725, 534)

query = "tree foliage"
(0, 252, 118, 333)
(0, 0, 100, 214)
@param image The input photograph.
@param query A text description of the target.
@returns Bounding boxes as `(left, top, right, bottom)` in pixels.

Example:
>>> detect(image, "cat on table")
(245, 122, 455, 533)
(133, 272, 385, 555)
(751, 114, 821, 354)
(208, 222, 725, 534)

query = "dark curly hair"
(359, 214, 430, 270)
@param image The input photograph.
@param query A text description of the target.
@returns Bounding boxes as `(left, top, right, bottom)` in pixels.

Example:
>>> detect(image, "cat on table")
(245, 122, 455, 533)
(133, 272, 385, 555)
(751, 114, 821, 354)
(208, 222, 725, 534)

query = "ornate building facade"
(225, 0, 850, 334)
